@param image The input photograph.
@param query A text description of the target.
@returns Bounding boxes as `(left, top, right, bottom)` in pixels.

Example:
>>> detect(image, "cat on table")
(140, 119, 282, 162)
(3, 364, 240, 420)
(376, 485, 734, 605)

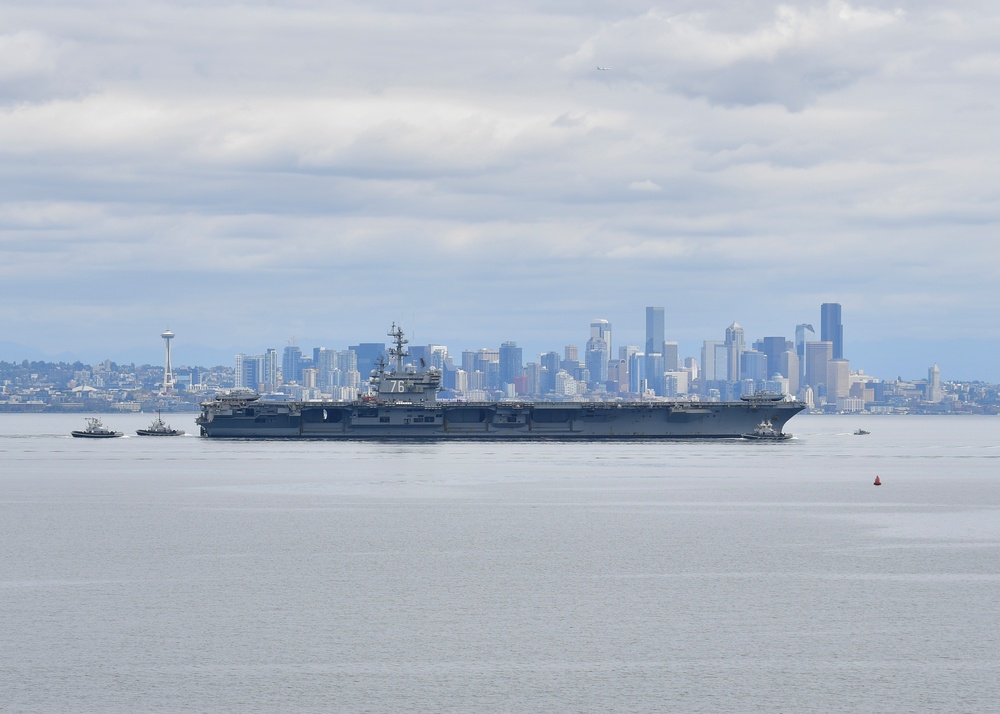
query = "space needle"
(161, 329, 175, 394)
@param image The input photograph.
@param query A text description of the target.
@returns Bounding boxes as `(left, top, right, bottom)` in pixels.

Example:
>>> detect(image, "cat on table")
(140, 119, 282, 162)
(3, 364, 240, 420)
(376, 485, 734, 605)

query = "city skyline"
(2, 301, 985, 388)
(2, 2, 999, 382)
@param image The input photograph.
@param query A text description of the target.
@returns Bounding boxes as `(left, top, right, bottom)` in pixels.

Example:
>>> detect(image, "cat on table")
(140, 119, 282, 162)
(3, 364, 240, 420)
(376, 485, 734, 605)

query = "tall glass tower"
(282, 345, 303, 384)
(645, 307, 664, 356)
(821, 303, 844, 359)
(725, 322, 745, 382)
(590, 319, 612, 358)
(498, 341, 523, 387)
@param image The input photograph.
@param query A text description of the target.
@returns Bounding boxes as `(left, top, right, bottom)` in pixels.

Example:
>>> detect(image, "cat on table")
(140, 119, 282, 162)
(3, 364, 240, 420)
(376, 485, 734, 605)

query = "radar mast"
(388, 323, 409, 373)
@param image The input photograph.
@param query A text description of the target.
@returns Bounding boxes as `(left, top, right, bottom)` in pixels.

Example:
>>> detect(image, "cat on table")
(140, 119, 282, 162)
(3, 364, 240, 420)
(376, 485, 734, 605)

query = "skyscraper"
(805, 341, 833, 391)
(540, 351, 560, 394)
(741, 350, 768, 382)
(262, 349, 277, 392)
(645, 307, 664, 357)
(348, 342, 386, 387)
(821, 303, 844, 359)
(282, 345, 302, 384)
(760, 336, 791, 378)
(235, 353, 264, 390)
(701, 340, 723, 382)
(663, 341, 679, 372)
(498, 341, 523, 387)
(590, 319, 612, 359)
(927, 364, 942, 403)
(585, 336, 609, 386)
(827, 358, 851, 401)
(587, 319, 611, 387)
(628, 351, 646, 393)
(725, 322, 745, 382)
(795, 323, 815, 386)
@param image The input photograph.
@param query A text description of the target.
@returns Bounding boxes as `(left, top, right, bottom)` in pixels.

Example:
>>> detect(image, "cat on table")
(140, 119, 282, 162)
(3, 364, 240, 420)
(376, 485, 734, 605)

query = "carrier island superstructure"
(197, 324, 806, 439)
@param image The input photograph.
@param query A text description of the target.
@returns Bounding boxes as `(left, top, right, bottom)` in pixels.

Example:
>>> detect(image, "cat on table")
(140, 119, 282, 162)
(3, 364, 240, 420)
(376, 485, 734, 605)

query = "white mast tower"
(161, 329, 175, 394)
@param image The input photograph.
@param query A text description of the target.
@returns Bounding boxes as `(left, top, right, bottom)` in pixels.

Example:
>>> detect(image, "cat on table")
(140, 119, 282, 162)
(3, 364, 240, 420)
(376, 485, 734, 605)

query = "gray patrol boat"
(197, 324, 805, 439)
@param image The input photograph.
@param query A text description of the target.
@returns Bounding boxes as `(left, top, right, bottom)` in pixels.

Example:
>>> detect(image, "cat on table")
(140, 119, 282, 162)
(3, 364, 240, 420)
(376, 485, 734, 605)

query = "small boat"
(72, 417, 124, 438)
(136, 412, 185, 436)
(741, 420, 792, 440)
(854, 429, 870, 435)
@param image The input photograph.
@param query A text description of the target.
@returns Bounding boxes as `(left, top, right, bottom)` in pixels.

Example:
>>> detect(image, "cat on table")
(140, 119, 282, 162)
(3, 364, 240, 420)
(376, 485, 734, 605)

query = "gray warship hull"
(196, 399, 805, 439)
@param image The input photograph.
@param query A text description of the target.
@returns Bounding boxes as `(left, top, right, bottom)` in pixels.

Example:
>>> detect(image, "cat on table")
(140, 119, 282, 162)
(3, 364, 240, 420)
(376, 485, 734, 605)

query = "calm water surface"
(2, 413, 999, 712)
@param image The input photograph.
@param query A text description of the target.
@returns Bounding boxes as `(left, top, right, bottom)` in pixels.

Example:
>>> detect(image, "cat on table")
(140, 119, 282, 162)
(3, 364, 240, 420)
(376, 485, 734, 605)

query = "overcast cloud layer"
(1, 0, 998, 380)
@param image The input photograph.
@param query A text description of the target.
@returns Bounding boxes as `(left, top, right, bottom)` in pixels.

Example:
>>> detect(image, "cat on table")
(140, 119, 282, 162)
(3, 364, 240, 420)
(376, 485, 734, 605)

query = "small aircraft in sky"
(597, 66, 610, 70)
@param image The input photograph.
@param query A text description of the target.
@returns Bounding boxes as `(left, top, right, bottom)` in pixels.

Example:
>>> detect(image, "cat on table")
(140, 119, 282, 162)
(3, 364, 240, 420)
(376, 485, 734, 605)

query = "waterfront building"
(836, 396, 865, 413)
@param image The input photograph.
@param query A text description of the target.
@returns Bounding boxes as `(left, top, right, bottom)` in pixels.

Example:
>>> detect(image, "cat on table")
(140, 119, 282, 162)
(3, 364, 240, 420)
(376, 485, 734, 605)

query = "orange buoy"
(874, 475, 881, 486)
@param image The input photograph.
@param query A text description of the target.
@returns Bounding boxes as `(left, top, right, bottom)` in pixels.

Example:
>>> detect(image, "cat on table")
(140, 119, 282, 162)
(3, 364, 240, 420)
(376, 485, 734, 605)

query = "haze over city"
(2, 1, 998, 381)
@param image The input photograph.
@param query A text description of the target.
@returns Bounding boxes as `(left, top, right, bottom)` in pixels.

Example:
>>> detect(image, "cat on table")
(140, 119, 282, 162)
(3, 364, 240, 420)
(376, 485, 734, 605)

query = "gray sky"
(2, 0, 998, 380)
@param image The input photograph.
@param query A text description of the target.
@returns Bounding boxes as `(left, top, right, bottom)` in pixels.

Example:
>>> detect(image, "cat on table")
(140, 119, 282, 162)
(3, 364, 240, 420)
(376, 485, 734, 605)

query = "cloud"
(955, 53, 1000, 76)
(0, 31, 57, 80)
(1, 1, 999, 380)
(561, 1, 905, 110)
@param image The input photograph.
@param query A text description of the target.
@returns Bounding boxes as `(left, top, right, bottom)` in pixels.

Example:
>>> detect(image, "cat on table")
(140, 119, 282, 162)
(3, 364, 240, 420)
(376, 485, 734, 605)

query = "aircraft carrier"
(197, 324, 806, 439)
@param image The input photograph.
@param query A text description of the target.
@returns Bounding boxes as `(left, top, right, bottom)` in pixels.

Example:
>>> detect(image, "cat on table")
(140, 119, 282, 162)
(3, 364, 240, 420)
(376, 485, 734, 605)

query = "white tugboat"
(136, 411, 185, 436)
(741, 420, 792, 441)
(71, 417, 124, 438)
